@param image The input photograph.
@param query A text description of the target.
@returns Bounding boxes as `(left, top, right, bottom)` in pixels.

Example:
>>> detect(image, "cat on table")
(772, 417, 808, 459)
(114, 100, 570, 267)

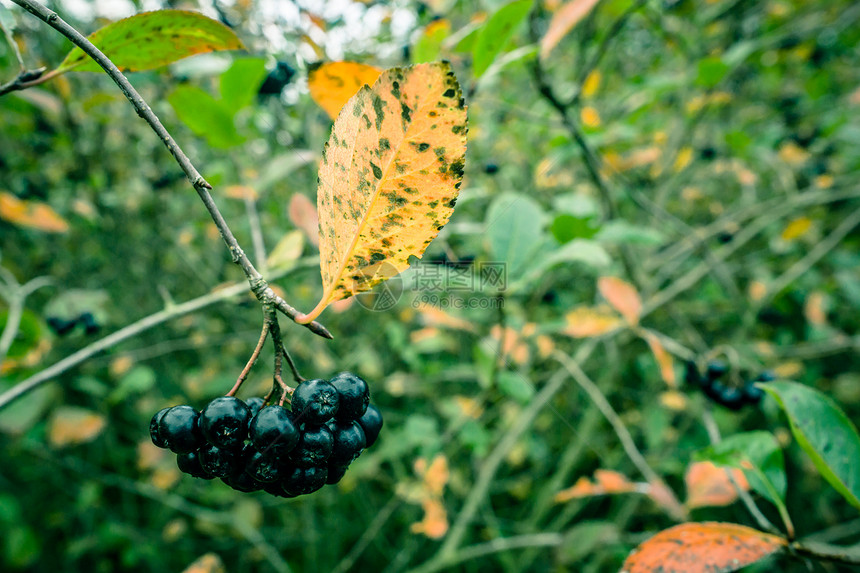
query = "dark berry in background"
(149, 407, 170, 449)
(358, 404, 383, 448)
(201, 396, 251, 449)
(330, 372, 370, 421)
(291, 379, 340, 425)
(158, 405, 202, 454)
(705, 360, 728, 382)
(250, 405, 299, 455)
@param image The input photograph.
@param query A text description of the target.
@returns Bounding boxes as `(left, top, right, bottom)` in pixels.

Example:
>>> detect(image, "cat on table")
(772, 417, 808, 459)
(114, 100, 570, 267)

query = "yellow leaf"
(0, 191, 69, 233)
(181, 553, 226, 573)
(815, 174, 834, 188)
(804, 291, 827, 326)
(673, 146, 694, 172)
(598, 276, 642, 326)
(659, 390, 688, 411)
(562, 306, 623, 337)
(582, 69, 601, 98)
(581, 105, 601, 128)
(266, 230, 305, 270)
(781, 216, 811, 241)
(641, 331, 676, 387)
(778, 141, 810, 165)
(223, 185, 258, 200)
(308, 61, 383, 119)
(298, 62, 467, 323)
(288, 192, 320, 247)
(748, 280, 767, 302)
(48, 406, 106, 447)
(540, 0, 602, 60)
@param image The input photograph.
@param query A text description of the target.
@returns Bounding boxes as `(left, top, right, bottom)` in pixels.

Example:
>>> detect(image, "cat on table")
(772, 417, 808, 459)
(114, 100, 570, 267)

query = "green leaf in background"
(472, 0, 533, 78)
(57, 10, 244, 73)
(595, 220, 666, 246)
(763, 381, 860, 511)
(498, 370, 536, 404)
(486, 192, 546, 280)
(513, 238, 610, 292)
(694, 431, 787, 506)
(108, 366, 156, 405)
(550, 214, 599, 243)
(167, 84, 244, 149)
(0, 309, 41, 359)
(695, 56, 729, 88)
(0, 384, 56, 435)
(412, 19, 452, 63)
(220, 57, 267, 111)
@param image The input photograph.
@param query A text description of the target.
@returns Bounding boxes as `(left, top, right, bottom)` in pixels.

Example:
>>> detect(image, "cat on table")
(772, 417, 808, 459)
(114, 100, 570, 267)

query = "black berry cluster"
(149, 372, 383, 497)
(684, 360, 773, 410)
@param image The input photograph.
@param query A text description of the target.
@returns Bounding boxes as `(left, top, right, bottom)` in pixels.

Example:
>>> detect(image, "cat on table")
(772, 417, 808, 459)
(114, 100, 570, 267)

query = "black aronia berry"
(148, 371, 383, 498)
(684, 360, 774, 411)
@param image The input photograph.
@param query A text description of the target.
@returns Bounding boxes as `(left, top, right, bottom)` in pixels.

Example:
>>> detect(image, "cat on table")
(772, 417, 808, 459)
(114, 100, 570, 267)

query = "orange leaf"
(288, 193, 320, 247)
(555, 470, 639, 502)
(641, 331, 676, 387)
(0, 191, 69, 233)
(415, 454, 450, 497)
(595, 469, 637, 493)
(410, 497, 449, 539)
(181, 553, 226, 573)
(598, 277, 641, 326)
(298, 62, 467, 323)
(685, 461, 749, 509)
(621, 522, 787, 573)
(415, 302, 477, 332)
(48, 406, 106, 447)
(804, 291, 827, 326)
(562, 305, 623, 337)
(308, 61, 383, 119)
(540, 0, 602, 60)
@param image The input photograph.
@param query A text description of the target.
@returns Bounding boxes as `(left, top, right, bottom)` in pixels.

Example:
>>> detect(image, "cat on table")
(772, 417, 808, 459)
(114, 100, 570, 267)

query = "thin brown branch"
(7, 0, 332, 340)
(226, 321, 270, 397)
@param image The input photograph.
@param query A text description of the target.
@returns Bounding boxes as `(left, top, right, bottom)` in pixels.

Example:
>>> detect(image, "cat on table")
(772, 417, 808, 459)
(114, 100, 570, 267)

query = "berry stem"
(227, 322, 270, 397)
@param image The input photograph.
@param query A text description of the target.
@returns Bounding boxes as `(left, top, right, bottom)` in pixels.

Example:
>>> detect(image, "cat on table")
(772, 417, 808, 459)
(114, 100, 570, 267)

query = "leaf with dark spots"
(56, 10, 243, 74)
(297, 61, 467, 325)
(308, 61, 382, 119)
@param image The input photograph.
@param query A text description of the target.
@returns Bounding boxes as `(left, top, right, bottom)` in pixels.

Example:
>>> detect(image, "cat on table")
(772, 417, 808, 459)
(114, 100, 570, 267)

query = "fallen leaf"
(685, 461, 749, 509)
(641, 330, 676, 387)
(540, 0, 602, 60)
(598, 277, 641, 326)
(307, 61, 383, 119)
(298, 62, 467, 323)
(288, 193, 320, 247)
(562, 305, 623, 337)
(620, 522, 787, 573)
(48, 406, 106, 447)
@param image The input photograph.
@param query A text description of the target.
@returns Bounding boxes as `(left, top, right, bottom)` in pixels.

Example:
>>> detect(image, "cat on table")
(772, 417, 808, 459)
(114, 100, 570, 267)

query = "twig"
(330, 495, 402, 573)
(553, 350, 687, 521)
(0, 5, 25, 71)
(0, 275, 52, 366)
(226, 320, 269, 397)
(7, 0, 331, 340)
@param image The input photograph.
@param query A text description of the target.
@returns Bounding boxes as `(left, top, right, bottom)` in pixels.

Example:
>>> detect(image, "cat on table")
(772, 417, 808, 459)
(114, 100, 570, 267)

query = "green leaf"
(694, 431, 787, 506)
(57, 10, 244, 73)
(0, 384, 56, 435)
(413, 20, 451, 64)
(266, 230, 305, 271)
(167, 84, 244, 149)
(498, 370, 536, 404)
(696, 56, 729, 88)
(485, 192, 546, 280)
(220, 57, 267, 111)
(0, 309, 41, 359)
(550, 214, 599, 243)
(108, 366, 156, 405)
(472, 0, 534, 78)
(763, 381, 860, 511)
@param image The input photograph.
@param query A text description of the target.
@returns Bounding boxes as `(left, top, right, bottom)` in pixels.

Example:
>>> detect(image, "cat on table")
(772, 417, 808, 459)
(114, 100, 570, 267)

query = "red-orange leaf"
(0, 191, 69, 233)
(598, 276, 641, 326)
(620, 522, 787, 573)
(685, 461, 749, 509)
(308, 61, 383, 119)
(297, 62, 467, 323)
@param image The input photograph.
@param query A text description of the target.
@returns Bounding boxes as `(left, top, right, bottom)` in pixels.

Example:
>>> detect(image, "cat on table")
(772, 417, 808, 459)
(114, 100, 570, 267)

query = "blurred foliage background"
(2, 0, 860, 571)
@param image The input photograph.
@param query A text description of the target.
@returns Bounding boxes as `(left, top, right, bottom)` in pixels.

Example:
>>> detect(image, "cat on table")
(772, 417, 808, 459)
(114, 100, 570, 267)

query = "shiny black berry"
(290, 424, 333, 467)
(325, 463, 350, 485)
(158, 405, 202, 454)
(201, 396, 251, 449)
(149, 407, 171, 448)
(291, 379, 339, 425)
(330, 372, 370, 421)
(223, 470, 263, 493)
(177, 450, 210, 479)
(743, 382, 765, 405)
(249, 405, 299, 455)
(705, 360, 728, 382)
(246, 397, 265, 419)
(198, 443, 239, 478)
(283, 465, 328, 496)
(245, 449, 283, 483)
(329, 421, 366, 466)
(358, 404, 383, 448)
(683, 360, 701, 387)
